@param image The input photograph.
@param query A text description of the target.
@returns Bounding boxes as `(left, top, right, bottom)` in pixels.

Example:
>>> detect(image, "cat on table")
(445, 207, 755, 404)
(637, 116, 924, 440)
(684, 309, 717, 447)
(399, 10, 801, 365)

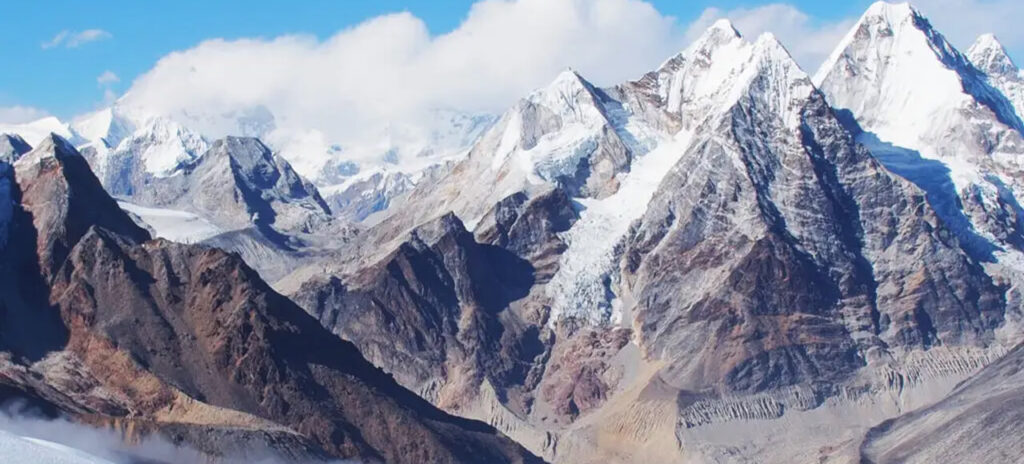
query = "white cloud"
(120, 0, 688, 163)
(110, 0, 1024, 169)
(0, 106, 49, 124)
(96, 70, 120, 85)
(685, 4, 854, 71)
(41, 29, 111, 49)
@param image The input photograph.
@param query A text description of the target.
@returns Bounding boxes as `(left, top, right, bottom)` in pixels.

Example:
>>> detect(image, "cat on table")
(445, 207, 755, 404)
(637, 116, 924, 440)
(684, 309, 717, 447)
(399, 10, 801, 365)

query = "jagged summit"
(968, 33, 1024, 119)
(0, 134, 31, 163)
(657, 21, 811, 130)
(526, 67, 606, 120)
(20, 132, 80, 163)
(815, 0, 1023, 142)
(862, 1, 916, 21)
(687, 16, 743, 55)
(815, 2, 947, 85)
(968, 34, 1017, 77)
(707, 18, 740, 37)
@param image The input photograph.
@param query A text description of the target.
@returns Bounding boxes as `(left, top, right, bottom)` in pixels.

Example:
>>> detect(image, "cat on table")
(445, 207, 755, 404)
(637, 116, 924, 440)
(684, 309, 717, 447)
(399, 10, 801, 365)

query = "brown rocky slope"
(0, 134, 542, 464)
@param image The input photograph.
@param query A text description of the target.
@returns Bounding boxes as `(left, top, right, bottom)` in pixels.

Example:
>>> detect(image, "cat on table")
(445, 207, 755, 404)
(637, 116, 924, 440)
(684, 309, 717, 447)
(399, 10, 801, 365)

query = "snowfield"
(118, 201, 223, 243)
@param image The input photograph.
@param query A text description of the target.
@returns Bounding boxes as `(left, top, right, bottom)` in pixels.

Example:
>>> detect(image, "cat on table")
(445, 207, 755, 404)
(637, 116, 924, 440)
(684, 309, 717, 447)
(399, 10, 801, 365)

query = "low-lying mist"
(0, 400, 356, 464)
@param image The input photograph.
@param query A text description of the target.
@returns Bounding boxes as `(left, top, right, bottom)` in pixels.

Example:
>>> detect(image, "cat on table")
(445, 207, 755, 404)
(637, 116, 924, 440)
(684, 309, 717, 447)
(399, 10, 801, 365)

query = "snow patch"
(118, 201, 222, 243)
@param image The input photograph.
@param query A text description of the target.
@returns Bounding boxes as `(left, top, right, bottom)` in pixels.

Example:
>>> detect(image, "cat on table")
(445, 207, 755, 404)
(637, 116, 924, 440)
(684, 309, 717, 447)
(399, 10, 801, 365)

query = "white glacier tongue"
(117, 201, 222, 243)
(546, 130, 692, 324)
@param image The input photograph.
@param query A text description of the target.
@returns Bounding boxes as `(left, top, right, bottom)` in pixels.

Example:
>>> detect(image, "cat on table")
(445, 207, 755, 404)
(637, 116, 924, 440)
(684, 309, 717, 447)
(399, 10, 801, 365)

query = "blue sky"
(0, 0, 1018, 121)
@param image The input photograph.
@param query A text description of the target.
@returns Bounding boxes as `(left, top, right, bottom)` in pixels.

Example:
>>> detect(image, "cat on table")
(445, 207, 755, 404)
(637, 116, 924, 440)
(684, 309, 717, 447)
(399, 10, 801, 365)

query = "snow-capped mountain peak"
(523, 67, 607, 125)
(968, 34, 1018, 78)
(71, 107, 135, 150)
(657, 22, 812, 132)
(0, 134, 31, 163)
(861, 1, 916, 24)
(815, 0, 1023, 152)
(968, 33, 1024, 120)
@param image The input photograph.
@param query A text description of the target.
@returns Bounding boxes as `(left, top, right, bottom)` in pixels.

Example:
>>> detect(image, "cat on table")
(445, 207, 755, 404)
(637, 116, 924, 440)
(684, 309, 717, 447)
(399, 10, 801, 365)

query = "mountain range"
(2, 2, 1024, 463)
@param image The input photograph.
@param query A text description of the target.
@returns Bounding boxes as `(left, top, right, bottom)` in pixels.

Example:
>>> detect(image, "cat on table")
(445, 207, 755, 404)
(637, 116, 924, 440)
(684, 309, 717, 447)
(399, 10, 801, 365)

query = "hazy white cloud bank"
(120, 0, 688, 161)
(0, 106, 50, 124)
(110, 0, 1022, 166)
(0, 400, 355, 463)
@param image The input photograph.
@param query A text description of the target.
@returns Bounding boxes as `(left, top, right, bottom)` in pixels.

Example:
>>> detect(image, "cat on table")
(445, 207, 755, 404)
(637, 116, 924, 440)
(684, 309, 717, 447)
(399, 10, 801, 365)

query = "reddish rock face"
(0, 135, 542, 464)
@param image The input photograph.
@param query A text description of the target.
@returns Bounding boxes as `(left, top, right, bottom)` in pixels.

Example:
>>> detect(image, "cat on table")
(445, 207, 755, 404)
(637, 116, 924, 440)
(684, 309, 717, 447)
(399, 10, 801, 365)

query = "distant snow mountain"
(816, 1, 1024, 263)
(5, 102, 495, 225)
(968, 33, 1024, 119)
(0, 116, 80, 147)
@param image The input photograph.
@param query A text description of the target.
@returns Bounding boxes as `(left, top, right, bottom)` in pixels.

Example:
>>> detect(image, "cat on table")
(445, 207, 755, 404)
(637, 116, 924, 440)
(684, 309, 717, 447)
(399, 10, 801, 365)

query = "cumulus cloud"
(42, 29, 112, 49)
(0, 106, 49, 124)
(685, 3, 854, 71)
(111, 0, 1022, 170)
(96, 70, 120, 85)
(119, 0, 688, 164)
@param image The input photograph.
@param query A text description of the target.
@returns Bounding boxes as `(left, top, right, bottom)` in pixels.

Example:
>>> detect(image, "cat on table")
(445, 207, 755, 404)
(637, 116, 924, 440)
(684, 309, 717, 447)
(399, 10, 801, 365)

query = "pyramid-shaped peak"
(25, 133, 79, 161)
(708, 18, 740, 37)
(526, 67, 604, 117)
(751, 32, 807, 74)
(862, 2, 917, 22)
(692, 17, 743, 49)
(550, 67, 591, 88)
(972, 33, 1005, 51)
(969, 33, 1018, 77)
(209, 136, 274, 162)
(0, 134, 32, 163)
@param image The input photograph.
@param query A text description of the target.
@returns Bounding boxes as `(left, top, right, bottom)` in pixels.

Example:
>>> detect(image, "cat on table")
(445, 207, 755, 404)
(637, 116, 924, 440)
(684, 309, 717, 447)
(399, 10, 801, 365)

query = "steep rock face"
(126, 136, 331, 234)
(624, 26, 1003, 395)
(289, 10, 1019, 464)
(12, 135, 151, 280)
(0, 135, 542, 464)
(293, 213, 544, 409)
(473, 187, 579, 281)
(815, 2, 1024, 259)
(370, 70, 643, 244)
